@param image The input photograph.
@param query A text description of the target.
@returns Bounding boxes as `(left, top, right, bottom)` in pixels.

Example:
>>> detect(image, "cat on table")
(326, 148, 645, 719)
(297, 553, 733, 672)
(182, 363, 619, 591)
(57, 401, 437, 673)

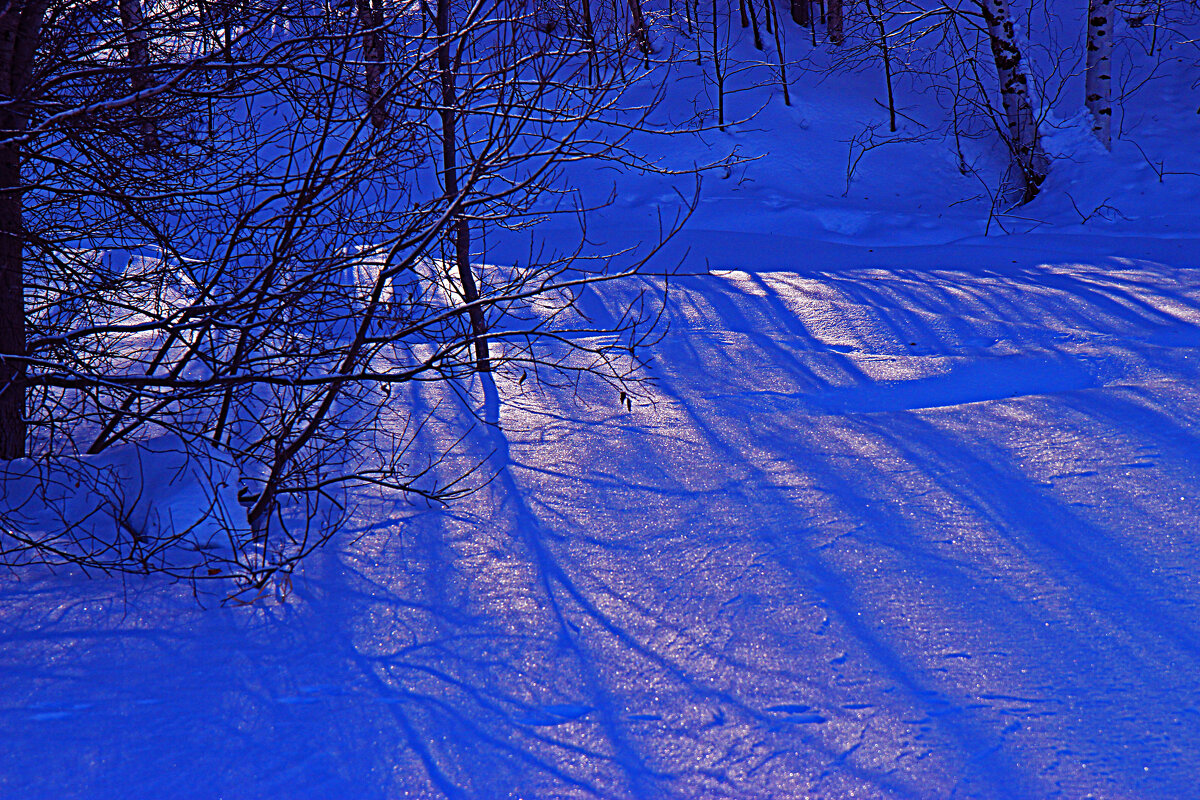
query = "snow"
(0, 435, 246, 572)
(6, 5, 1200, 799)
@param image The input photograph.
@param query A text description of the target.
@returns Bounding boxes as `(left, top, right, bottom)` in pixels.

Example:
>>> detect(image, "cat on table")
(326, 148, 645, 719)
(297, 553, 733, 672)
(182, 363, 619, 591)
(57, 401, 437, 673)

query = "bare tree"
(858, 0, 900, 129)
(0, 0, 688, 593)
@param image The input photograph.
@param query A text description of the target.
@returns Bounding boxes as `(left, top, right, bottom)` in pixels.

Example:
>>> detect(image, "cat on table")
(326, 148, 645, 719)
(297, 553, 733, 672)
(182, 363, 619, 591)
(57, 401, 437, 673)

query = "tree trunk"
(981, 0, 1048, 201)
(436, 0, 490, 372)
(865, 0, 895, 131)
(222, 1, 236, 84)
(1085, 0, 1114, 149)
(769, 0, 791, 105)
(578, 0, 597, 54)
(356, 0, 387, 128)
(712, 0, 724, 130)
(0, 136, 23, 461)
(578, 0, 598, 82)
(0, 2, 45, 460)
(628, 0, 651, 57)
(826, 0, 842, 44)
(746, 0, 763, 49)
(791, 0, 809, 26)
(119, 0, 158, 148)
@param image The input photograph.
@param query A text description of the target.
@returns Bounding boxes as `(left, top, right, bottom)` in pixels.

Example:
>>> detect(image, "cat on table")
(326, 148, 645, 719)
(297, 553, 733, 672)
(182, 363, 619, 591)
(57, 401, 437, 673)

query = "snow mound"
(0, 436, 247, 571)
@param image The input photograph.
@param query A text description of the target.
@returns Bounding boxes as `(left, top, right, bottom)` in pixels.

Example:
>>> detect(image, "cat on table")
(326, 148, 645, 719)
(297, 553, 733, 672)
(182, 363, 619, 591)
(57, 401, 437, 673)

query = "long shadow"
(7, 255, 1200, 799)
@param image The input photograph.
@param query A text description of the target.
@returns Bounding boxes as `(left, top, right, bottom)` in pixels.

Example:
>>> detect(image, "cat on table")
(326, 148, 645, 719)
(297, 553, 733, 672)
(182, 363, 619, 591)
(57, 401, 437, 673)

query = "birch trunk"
(119, 0, 158, 148)
(981, 0, 1048, 201)
(357, 0, 387, 128)
(1085, 0, 1114, 149)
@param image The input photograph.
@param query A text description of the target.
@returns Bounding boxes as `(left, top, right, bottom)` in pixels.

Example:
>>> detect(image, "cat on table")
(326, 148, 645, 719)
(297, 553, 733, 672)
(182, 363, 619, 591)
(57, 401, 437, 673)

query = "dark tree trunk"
(356, 0, 387, 128)
(791, 0, 809, 26)
(119, 0, 158, 148)
(0, 138, 23, 460)
(865, 0, 895, 130)
(578, 0, 596, 54)
(628, 0, 651, 57)
(436, 0, 490, 372)
(827, 0, 843, 43)
(746, 0, 764, 49)
(769, 0, 791, 105)
(0, 2, 46, 460)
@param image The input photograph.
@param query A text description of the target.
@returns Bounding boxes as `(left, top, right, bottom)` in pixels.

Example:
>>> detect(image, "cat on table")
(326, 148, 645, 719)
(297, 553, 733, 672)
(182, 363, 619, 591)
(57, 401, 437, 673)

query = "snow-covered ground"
(6, 7, 1200, 800)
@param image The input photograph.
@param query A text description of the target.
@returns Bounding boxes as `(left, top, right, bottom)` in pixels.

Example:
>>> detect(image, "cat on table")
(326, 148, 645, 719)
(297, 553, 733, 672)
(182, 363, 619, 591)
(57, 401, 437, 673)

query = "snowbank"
(0, 436, 247, 574)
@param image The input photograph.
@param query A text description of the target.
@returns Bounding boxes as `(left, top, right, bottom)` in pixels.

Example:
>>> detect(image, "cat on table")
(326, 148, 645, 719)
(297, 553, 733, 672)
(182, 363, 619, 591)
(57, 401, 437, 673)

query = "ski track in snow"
(4, 237, 1200, 799)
